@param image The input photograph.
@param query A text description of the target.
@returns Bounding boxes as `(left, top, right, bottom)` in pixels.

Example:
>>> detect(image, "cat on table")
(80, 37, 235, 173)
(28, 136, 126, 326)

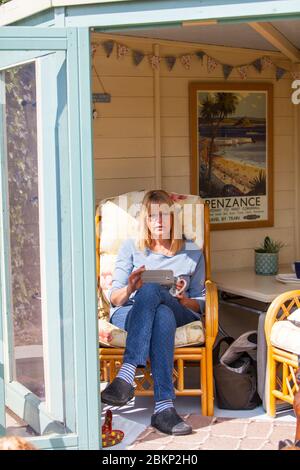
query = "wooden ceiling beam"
(249, 22, 300, 62)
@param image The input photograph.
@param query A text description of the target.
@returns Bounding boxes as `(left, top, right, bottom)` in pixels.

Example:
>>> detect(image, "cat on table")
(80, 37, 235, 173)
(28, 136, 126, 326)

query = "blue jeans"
(110, 283, 201, 401)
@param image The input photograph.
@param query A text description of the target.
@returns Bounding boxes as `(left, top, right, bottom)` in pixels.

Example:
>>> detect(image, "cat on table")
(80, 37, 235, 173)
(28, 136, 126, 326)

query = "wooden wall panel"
(92, 32, 297, 269)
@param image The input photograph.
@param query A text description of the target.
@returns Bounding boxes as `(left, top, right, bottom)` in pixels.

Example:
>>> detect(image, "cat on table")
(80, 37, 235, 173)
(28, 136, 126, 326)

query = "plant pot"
(255, 251, 279, 275)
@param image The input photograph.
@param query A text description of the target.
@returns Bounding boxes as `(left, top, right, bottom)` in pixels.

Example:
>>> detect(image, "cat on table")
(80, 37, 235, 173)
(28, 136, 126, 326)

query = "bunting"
(196, 50, 205, 63)
(132, 50, 145, 66)
(223, 64, 233, 80)
(237, 65, 248, 80)
(102, 40, 114, 58)
(291, 71, 300, 80)
(94, 39, 297, 81)
(252, 58, 262, 73)
(261, 55, 273, 70)
(117, 43, 130, 59)
(180, 54, 192, 70)
(165, 56, 176, 71)
(207, 55, 218, 74)
(149, 55, 161, 70)
(276, 66, 287, 81)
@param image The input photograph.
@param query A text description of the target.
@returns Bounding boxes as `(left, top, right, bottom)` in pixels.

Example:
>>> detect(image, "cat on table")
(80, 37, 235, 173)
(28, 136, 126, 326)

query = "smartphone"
(141, 270, 174, 286)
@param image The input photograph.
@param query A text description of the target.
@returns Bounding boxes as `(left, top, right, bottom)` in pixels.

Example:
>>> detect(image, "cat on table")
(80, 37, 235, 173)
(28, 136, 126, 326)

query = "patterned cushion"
(97, 190, 205, 320)
(270, 320, 300, 355)
(99, 319, 205, 348)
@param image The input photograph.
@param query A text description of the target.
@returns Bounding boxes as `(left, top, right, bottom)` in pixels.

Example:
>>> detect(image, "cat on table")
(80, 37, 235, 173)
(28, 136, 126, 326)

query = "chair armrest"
(265, 290, 300, 347)
(204, 279, 218, 345)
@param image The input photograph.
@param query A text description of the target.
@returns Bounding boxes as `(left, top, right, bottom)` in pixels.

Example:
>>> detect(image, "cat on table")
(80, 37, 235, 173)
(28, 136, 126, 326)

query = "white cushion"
(99, 319, 205, 349)
(270, 320, 300, 355)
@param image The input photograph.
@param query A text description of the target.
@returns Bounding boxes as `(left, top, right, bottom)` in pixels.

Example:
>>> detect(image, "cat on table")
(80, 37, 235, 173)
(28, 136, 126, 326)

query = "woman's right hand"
(127, 265, 145, 295)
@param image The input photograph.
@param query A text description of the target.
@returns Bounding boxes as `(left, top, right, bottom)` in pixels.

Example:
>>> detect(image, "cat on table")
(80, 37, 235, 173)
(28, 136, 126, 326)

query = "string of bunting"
(93, 39, 300, 82)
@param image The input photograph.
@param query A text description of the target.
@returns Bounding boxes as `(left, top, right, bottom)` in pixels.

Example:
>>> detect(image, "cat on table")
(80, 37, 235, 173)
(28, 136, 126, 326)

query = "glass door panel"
(5, 62, 45, 401)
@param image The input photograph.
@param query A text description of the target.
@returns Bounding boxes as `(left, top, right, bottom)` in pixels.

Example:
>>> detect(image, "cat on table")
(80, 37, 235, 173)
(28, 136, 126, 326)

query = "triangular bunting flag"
(252, 58, 262, 73)
(149, 55, 161, 70)
(196, 50, 205, 63)
(165, 56, 176, 71)
(276, 67, 286, 81)
(102, 40, 114, 58)
(237, 65, 248, 80)
(261, 55, 273, 69)
(291, 71, 300, 80)
(207, 56, 218, 73)
(117, 43, 130, 59)
(132, 50, 145, 66)
(223, 64, 233, 80)
(91, 43, 97, 59)
(180, 54, 192, 70)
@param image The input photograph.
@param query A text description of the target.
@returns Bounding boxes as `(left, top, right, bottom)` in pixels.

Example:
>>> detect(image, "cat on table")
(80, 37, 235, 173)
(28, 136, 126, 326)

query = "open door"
(0, 27, 100, 450)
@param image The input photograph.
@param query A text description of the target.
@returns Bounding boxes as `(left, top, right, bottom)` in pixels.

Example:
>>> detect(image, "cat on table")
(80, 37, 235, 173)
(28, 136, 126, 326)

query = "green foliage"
(200, 92, 239, 183)
(0, 1, 12, 5)
(255, 236, 284, 254)
(200, 92, 239, 123)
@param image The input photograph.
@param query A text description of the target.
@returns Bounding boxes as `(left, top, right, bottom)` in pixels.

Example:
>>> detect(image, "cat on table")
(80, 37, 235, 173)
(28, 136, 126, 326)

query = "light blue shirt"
(109, 239, 206, 317)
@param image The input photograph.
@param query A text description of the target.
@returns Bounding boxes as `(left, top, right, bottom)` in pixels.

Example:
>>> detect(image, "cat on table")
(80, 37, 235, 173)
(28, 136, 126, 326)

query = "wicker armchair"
(265, 290, 300, 417)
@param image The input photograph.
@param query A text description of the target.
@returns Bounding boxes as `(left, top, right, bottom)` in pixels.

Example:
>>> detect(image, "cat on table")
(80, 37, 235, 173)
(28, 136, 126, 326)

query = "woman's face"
(146, 203, 172, 240)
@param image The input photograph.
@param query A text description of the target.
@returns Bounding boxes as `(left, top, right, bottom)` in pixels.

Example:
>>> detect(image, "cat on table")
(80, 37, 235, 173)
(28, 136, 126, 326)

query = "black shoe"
(151, 407, 192, 435)
(101, 377, 135, 406)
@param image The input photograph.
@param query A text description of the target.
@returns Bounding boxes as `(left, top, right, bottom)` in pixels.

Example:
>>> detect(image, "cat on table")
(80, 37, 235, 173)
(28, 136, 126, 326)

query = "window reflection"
(5, 62, 45, 400)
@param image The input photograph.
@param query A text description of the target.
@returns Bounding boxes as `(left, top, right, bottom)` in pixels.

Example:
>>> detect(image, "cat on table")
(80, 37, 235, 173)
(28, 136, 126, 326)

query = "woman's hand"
(175, 279, 189, 306)
(110, 266, 145, 307)
(127, 265, 145, 295)
(176, 288, 200, 313)
(176, 290, 189, 307)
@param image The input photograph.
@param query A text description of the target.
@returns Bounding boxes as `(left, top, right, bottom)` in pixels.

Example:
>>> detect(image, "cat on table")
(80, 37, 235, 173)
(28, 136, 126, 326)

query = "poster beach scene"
(197, 91, 267, 199)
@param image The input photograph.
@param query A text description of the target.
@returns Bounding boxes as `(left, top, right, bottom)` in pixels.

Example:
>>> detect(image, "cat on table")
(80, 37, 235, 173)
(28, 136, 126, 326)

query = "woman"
(101, 190, 205, 435)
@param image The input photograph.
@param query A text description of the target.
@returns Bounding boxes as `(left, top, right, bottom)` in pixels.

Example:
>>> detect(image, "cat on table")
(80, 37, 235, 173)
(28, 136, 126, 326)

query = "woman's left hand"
(176, 291, 189, 307)
(176, 290, 200, 313)
(175, 278, 188, 306)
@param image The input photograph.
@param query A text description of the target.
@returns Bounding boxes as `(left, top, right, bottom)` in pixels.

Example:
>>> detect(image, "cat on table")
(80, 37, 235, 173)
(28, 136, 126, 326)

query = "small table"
(212, 265, 297, 407)
(212, 265, 295, 304)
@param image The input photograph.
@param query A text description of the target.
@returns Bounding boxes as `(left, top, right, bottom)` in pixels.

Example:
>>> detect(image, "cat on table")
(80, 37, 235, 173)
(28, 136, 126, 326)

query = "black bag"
(213, 335, 261, 410)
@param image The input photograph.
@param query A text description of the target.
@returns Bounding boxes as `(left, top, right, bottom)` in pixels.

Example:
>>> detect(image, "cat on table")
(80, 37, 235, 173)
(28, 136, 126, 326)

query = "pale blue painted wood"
(3, 0, 300, 31)
(0, 26, 100, 449)
(63, 1, 300, 27)
(24, 434, 78, 449)
(77, 27, 101, 450)
(66, 27, 101, 450)
(13, 10, 55, 27)
(8, 0, 300, 28)
(0, 75, 6, 436)
(37, 51, 66, 423)
(0, 51, 52, 70)
(5, 382, 69, 435)
(66, 28, 89, 450)
(0, 27, 67, 38)
(54, 7, 66, 27)
(54, 46, 77, 434)
(0, 51, 68, 436)
(0, 38, 67, 50)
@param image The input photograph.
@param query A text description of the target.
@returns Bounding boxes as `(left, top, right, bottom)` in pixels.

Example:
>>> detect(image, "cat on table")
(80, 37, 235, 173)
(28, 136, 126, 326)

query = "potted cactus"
(255, 236, 284, 275)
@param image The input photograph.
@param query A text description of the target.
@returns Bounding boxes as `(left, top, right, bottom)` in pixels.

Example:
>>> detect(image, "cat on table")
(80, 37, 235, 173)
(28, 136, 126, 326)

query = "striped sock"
(154, 399, 174, 414)
(116, 363, 136, 385)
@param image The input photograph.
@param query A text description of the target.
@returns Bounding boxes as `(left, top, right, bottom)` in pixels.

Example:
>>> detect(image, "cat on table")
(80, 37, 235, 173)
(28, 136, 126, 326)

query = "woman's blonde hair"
(138, 190, 184, 254)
